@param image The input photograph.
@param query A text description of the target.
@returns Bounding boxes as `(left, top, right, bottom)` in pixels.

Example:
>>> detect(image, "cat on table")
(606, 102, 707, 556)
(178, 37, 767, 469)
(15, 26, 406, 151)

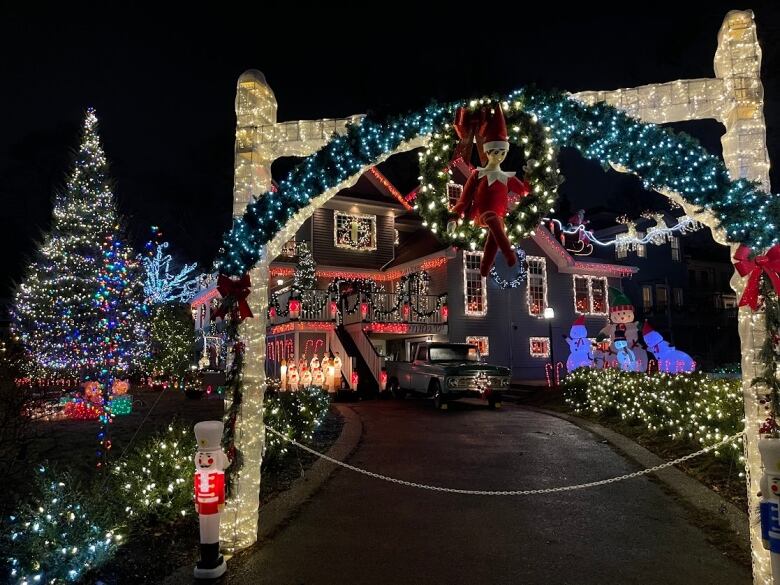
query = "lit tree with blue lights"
(12, 109, 148, 379)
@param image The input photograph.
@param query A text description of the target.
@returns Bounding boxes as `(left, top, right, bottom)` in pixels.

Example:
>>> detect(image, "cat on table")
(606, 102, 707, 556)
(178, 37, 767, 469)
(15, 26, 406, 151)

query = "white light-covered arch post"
(221, 70, 426, 550)
(578, 11, 771, 582)
(222, 11, 774, 584)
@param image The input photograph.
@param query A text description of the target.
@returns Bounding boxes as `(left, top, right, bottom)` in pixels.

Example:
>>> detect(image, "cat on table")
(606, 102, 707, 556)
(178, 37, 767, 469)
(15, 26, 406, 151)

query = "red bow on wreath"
(212, 274, 254, 321)
(733, 244, 780, 310)
(453, 106, 488, 167)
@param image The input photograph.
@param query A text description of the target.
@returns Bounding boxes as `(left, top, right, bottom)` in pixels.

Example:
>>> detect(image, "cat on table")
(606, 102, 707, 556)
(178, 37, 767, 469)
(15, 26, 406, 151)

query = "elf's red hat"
(480, 103, 509, 152)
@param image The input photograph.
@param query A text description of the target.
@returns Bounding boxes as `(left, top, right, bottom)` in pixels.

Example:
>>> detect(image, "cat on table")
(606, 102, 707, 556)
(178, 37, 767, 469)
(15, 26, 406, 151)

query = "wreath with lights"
(416, 98, 562, 248)
(490, 248, 528, 289)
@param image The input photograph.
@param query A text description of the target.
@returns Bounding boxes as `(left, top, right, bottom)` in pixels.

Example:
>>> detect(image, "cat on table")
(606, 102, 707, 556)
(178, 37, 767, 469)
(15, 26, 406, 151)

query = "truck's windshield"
(429, 346, 480, 362)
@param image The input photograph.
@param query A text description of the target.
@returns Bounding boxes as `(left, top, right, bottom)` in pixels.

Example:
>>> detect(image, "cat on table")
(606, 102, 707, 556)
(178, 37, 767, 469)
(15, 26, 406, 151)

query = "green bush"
(0, 467, 122, 584)
(110, 420, 196, 526)
(562, 368, 744, 464)
(263, 387, 331, 466)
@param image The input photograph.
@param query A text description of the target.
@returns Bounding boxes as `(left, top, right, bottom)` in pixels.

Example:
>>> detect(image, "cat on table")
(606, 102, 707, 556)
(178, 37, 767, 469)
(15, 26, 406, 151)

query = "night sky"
(1, 3, 779, 296)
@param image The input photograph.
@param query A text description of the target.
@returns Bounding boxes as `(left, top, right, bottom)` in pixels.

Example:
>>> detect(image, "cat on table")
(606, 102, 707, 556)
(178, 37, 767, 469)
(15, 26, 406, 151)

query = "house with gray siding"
(192, 166, 637, 391)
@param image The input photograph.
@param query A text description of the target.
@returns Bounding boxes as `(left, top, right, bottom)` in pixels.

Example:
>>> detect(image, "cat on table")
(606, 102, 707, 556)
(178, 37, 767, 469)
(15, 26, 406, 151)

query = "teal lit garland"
(217, 87, 780, 277)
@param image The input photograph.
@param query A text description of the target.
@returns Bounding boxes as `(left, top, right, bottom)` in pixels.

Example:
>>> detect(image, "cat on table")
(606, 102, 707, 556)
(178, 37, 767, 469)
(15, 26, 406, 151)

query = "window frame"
(333, 211, 377, 251)
(463, 251, 487, 316)
(526, 256, 548, 318)
(572, 275, 609, 316)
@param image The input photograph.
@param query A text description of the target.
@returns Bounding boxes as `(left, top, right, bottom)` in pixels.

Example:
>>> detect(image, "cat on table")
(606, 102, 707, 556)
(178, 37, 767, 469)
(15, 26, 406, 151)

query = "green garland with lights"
(217, 86, 780, 276)
(417, 99, 560, 245)
(562, 368, 744, 466)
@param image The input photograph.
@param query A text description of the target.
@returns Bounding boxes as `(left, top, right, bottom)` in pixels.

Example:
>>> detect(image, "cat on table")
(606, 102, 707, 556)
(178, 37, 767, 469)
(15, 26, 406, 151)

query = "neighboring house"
(206, 163, 638, 393)
(592, 218, 739, 369)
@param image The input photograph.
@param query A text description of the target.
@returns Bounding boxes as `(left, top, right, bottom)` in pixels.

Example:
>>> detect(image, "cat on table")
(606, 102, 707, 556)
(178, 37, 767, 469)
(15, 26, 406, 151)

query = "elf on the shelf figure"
(193, 421, 229, 579)
(451, 103, 531, 277)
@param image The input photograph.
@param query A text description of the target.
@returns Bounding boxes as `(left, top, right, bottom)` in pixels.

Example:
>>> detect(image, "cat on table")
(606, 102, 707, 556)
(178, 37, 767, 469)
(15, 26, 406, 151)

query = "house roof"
(532, 225, 638, 278)
(383, 228, 448, 269)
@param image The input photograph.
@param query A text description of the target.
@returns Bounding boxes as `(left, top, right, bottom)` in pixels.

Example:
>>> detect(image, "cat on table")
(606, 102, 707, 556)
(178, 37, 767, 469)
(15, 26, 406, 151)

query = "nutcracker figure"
(760, 438, 780, 581)
(193, 421, 229, 579)
(451, 102, 531, 277)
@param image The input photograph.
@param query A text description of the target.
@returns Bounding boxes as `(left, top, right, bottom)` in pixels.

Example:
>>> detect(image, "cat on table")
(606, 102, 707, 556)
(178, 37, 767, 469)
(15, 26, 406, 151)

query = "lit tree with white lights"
(12, 109, 148, 378)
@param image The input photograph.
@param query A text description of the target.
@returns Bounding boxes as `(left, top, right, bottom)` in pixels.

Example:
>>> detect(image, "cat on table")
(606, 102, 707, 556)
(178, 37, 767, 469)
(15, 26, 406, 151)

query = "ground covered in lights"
(518, 386, 747, 512)
(16, 388, 344, 584)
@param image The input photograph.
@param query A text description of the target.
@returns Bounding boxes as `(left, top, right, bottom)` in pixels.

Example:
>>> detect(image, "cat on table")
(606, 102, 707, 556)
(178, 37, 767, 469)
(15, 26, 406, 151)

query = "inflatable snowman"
(565, 315, 593, 372)
(642, 322, 695, 373)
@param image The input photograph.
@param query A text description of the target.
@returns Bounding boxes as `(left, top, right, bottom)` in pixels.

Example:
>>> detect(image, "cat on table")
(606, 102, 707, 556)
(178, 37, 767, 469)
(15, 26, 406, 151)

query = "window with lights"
(529, 337, 550, 358)
(572, 275, 608, 315)
(526, 256, 547, 317)
(466, 336, 489, 356)
(463, 252, 487, 316)
(334, 211, 377, 251)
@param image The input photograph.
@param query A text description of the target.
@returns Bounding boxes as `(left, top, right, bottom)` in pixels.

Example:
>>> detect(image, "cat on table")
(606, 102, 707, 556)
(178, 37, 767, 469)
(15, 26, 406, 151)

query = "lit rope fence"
(265, 425, 744, 496)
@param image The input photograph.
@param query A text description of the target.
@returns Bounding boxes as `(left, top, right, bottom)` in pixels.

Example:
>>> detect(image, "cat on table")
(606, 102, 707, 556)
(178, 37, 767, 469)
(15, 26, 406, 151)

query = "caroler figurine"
(193, 420, 230, 579)
(451, 102, 531, 277)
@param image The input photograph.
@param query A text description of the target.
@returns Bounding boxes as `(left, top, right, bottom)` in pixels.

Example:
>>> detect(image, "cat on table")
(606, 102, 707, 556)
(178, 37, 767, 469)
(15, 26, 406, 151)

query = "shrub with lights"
(1, 467, 122, 584)
(562, 368, 744, 465)
(262, 385, 331, 466)
(110, 421, 197, 526)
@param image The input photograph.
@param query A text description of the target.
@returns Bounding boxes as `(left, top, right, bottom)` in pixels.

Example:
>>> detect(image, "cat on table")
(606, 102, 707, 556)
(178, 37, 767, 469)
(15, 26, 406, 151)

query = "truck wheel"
(431, 381, 447, 411)
(389, 378, 406, 400)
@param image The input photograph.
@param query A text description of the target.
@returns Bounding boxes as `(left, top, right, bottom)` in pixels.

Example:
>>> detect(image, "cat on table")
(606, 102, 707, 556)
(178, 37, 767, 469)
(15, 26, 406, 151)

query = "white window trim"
(572, 275, 609, 316)
(334, 211, 377, 251)
(526, 256, 548, 318)
(463, 251, 487, 316)
(466, 336, 489, 357)
(529, 337, 550, 358)
(671, 237, 681, 262)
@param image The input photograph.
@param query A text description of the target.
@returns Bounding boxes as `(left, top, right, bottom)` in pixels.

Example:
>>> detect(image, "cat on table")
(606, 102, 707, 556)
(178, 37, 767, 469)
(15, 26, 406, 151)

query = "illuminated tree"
(12, 109, 148, 378)
(149, 303, 196, 378)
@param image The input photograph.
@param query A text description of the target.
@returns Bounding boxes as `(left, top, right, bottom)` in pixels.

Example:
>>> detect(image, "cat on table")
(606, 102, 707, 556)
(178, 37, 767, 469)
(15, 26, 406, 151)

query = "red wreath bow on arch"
(212, 274, 254, 321)
(733, 244, 780, 310)
(453, 106, 488, 167)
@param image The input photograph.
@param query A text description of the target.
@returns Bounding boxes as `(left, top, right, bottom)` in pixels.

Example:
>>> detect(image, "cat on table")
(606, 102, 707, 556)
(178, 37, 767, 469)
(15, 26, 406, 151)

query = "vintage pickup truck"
(384, 342, 510, 409)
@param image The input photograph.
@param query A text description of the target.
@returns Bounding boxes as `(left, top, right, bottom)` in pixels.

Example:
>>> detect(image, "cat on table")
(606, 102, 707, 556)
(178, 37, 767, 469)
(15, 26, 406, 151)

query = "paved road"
(228, 399, 751, 585)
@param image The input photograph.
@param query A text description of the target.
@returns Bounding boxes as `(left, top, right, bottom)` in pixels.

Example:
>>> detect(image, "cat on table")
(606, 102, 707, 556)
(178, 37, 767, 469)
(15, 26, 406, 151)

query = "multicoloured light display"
(12, 109, 149, 377)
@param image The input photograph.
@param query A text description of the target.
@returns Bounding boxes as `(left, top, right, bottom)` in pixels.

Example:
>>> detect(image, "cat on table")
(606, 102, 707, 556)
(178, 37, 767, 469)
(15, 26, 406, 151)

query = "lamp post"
(543, 307, 555, 386)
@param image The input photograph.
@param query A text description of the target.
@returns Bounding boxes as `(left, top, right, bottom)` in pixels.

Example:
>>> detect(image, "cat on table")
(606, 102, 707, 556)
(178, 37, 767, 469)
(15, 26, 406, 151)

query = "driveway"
(228, 399, 751, 585)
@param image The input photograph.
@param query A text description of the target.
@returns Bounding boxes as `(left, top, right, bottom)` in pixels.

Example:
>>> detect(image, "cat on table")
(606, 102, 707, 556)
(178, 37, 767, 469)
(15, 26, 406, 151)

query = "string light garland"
(490, 248, 527, 289)
(545, 215, 701, 252)
(218, 87, 780, 278)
